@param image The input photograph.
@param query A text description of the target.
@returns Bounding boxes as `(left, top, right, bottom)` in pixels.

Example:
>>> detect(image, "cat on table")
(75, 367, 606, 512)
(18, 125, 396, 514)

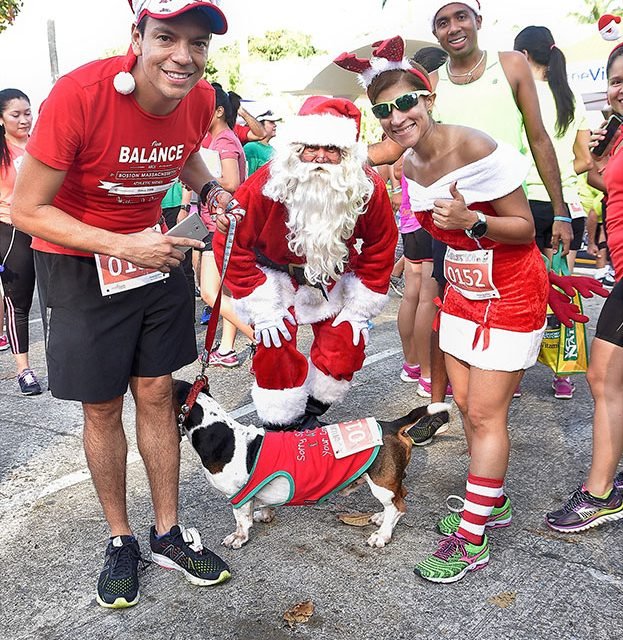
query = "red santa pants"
(252, 309, 366, 424)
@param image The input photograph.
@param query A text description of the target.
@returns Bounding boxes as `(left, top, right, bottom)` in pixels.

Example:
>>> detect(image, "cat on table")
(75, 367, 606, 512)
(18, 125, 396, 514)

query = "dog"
(174, 379, 450, 549)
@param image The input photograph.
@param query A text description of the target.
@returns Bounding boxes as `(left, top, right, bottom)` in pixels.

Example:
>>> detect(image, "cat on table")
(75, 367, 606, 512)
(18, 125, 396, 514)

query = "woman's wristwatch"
(465, 211, 488, 239)
(180, 204, 191, 212)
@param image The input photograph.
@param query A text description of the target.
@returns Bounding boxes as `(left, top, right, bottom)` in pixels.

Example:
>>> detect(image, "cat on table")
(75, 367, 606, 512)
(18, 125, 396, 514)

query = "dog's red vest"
(229, 428, 380, 508)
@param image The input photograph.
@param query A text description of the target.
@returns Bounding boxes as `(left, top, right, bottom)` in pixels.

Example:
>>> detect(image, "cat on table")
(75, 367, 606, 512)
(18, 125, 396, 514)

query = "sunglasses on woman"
(371, 91, 431, 119)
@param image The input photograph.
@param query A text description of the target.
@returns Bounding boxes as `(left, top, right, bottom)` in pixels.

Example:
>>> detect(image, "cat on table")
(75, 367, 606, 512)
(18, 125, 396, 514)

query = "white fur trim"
(294, 278, 347, 325)
(113, 71, 136, 95)
(360, 57, 412, 88)
(405, 143, 530, 211)
(232, 267, 295, 325)
(278, 114, 358, 148)
(341, 273, 390, 319)
(427, 402, 451, 415)
(252, 382, 308, 425)
(439, 312, 546, 371)
(306, 361, 351, 404)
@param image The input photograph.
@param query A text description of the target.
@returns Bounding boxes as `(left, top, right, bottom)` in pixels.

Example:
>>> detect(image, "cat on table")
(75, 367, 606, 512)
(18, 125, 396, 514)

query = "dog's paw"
(370, 511, 384, 527)
(367, 531, 391, 548)
(222, 532, 248, 549)
(253, 507, 275, 523)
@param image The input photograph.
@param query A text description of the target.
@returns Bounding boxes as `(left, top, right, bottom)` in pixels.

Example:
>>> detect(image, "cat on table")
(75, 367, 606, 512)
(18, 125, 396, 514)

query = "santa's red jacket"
(212, 162, 397, 326)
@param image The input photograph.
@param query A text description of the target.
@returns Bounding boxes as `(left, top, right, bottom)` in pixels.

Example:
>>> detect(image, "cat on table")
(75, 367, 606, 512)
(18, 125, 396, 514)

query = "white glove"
(254, 309, 296, 348)
(331, 308, 370, 347)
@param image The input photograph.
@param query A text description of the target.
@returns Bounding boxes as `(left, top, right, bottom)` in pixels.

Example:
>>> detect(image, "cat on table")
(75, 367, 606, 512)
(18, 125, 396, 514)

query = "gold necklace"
(447, 51, 486, 83)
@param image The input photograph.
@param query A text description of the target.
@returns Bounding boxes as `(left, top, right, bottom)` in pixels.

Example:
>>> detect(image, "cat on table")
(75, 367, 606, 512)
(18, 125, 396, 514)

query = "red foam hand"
(548, 271, 610, 299)
(548, 286, 589, 327)
(372, 36, 405, 62)
(334, 52, 372, 73)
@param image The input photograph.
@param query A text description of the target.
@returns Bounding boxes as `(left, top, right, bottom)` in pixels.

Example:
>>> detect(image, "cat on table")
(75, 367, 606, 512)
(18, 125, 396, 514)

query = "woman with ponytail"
(514, 26, 593, 400)
(0, 88, 41, 395)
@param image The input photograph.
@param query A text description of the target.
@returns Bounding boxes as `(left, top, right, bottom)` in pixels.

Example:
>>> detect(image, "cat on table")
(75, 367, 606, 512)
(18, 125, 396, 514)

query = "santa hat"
(598, 14, 621, 41)
(114, 0, 228, 95)
(278, 97, 361, 149)
(429, 1, 481, 30)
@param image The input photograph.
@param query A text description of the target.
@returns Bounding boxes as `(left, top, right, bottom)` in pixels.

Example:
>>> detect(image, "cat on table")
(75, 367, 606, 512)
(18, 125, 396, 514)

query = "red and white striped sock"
(457, 473, 504, 545)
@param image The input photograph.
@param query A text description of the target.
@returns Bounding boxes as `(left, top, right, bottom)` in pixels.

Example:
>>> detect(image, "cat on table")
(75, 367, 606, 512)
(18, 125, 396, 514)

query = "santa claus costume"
(213, 97, 397, 428)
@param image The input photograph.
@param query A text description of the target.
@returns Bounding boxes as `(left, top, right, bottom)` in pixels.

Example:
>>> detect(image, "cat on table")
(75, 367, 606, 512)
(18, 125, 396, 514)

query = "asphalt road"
(1, 289, 621, 640)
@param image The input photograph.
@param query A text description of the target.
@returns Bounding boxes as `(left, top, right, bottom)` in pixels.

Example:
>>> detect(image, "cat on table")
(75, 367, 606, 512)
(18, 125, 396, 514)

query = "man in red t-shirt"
(12, 0, 234, 609)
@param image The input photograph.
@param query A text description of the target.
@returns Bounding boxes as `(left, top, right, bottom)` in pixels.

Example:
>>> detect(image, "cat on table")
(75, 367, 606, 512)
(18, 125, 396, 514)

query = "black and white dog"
(174, 380, 449, 549)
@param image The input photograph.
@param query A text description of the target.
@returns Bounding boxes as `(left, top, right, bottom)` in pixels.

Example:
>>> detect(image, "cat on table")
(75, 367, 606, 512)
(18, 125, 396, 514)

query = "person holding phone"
(11, 0, 234, 609)
(545, 42, 623, 533)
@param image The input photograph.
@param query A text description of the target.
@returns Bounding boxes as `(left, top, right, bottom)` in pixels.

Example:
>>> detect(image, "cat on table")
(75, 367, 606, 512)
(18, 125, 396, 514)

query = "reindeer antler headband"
(334, 36, 432, 92)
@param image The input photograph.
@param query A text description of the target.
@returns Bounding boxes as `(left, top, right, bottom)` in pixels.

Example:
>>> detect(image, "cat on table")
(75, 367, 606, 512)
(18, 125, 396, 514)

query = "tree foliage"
(248, 30, 322, 61)
(568, 0, 623, 24)
(0, 0, 22, 33)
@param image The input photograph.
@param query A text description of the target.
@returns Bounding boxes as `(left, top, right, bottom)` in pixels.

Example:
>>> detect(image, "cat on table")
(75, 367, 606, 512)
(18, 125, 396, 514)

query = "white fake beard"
(263, 148, 373, 286)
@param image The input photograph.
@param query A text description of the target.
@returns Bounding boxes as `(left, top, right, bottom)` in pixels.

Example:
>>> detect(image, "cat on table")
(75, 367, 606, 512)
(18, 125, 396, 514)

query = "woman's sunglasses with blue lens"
(371, 91, 431, 119)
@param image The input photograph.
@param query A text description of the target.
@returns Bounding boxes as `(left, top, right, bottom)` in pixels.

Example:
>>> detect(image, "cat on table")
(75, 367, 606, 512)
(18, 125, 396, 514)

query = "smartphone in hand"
(165, 212, 208, 253)
(592, 113, 623, 156)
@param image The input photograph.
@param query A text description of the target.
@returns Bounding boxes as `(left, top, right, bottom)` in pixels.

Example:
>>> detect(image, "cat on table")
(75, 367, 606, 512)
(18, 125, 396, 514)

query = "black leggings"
(0, 222, 35, 354)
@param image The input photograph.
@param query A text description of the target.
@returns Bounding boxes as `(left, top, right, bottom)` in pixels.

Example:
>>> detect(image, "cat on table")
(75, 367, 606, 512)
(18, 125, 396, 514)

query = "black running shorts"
(529, 200, 584, 252)
(595, 279, 623, 348)
(35, 252, 197, 403)
(432, 238, 447, 287)
(402, 227, 433, 263)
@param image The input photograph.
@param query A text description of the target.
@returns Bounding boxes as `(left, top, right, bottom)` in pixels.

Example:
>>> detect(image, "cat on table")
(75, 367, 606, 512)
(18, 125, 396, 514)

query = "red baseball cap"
(128, 0, 227, 34)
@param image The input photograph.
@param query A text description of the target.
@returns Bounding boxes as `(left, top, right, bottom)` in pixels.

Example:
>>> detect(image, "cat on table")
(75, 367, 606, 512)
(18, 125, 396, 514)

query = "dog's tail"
(378, 403, 451, 439)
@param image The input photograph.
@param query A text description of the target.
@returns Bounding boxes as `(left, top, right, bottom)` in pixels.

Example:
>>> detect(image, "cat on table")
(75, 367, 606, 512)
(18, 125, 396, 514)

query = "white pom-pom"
(113, 71, 136, 95)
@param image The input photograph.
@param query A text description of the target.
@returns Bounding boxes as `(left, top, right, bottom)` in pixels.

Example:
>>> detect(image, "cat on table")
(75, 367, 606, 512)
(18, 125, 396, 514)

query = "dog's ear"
(172, 379, 192, 413)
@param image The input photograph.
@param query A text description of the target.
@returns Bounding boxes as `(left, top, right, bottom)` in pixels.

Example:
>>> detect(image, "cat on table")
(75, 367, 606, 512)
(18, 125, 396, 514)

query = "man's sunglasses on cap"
(371, 91, 431, 119)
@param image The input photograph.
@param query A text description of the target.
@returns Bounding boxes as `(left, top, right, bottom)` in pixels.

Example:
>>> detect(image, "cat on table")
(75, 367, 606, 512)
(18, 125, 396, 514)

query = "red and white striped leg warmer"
(457, 473, 504, 545)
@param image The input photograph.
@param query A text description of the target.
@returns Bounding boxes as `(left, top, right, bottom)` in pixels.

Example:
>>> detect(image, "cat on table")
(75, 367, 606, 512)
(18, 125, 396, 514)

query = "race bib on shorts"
(444, 247, 500, 301)
(94, 254, 168, 296)
(567, 201, 584, 220)
(326, 417, 383, 459)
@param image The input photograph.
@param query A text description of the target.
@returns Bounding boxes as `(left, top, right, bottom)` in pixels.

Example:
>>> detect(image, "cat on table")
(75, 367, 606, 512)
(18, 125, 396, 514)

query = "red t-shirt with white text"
(27, 56, 215, 256)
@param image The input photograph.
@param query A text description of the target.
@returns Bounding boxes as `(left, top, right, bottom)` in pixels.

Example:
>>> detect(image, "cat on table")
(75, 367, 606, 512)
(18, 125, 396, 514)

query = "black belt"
(254, 250, 328, 299)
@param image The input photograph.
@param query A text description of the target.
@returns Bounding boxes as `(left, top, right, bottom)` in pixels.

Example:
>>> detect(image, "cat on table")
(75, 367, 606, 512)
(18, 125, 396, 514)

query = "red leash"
(177, 214, 237, 430)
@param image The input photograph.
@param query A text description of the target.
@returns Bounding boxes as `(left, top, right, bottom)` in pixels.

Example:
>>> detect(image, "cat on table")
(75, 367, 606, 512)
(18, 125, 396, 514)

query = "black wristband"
(200, 180, 221, 206)
(180, 204, 191, 212)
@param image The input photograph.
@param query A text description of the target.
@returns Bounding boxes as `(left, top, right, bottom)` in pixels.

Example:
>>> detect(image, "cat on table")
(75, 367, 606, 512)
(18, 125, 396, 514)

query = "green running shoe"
(437, 495, 512, 536)
(414, 534, 490, 584)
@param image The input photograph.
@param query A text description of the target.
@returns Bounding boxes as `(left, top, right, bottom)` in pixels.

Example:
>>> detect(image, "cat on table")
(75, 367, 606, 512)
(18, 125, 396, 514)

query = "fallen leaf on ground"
(337, 512, 374, 527)
(488, 591, 517, 608)
(283, 600, 314, 627)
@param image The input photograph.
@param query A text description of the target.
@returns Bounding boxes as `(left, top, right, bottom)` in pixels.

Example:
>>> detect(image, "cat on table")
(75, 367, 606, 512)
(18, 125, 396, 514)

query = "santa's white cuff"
(341, 273, 389, 320)
(233, 267, 295, 325)
(306, 361, 351, 404)
(252, 382, 308, 425)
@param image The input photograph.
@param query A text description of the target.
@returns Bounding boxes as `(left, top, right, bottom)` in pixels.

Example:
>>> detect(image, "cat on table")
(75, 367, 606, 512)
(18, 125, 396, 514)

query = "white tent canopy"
(289, 37, 442, 99)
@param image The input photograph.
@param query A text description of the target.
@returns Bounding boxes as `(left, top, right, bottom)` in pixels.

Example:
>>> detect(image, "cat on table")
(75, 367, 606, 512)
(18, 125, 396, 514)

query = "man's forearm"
(531, 136, 566, 215)
(13, 201, 134, 257)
